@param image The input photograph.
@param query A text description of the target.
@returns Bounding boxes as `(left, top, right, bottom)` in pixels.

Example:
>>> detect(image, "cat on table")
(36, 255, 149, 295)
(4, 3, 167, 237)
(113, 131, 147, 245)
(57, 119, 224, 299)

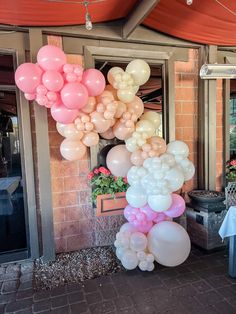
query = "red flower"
(114, 176, 118, 181)
(230, 160, 236, 166)
(87, 172, 94, 180)
(123, 177, 128, 184)
(93, 168, 99, 174)
(99, 167, 111, 175)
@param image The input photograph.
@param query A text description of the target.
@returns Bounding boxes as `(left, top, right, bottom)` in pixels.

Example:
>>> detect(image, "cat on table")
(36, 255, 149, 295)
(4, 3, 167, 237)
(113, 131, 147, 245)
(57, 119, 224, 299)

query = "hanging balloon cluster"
(15, 45, 149, 161)
(15, 45, 195, 271)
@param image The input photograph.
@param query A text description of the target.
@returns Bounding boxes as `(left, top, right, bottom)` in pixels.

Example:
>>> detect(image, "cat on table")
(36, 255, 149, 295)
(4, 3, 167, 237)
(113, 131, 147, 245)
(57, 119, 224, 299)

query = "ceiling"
(0, 1, 236, 45)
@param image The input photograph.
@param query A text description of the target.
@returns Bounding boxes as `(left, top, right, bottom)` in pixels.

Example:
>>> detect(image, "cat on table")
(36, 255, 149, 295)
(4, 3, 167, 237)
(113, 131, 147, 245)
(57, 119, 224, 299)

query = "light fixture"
(84, 1, 92, 30)
(200, 64, 236, 79)
(186, 0, 193, 5)
(47, 0, 106, 30)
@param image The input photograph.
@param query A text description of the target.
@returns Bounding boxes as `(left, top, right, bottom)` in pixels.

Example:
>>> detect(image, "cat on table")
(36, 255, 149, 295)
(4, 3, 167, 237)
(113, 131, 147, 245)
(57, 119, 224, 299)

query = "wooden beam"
(122, 0, 160, 39)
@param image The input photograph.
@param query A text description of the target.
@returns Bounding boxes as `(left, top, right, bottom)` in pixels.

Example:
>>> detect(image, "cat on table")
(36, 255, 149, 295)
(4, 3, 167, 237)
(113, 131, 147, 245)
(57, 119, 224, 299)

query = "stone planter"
(186, 190, 227, 250)
(96, 192, 127, 217)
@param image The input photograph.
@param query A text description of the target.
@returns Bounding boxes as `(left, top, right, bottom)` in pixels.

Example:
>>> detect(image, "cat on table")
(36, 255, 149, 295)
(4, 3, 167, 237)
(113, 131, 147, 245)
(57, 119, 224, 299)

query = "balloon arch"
(15, 45, 195, 271)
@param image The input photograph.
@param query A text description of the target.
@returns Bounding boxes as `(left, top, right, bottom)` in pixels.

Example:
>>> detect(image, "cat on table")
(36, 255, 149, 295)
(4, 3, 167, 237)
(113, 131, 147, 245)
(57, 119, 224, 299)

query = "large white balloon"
(179, 158, 195, 181)
(126, 185, 147, 208)
(148, 221, 191, 267)
(126, 59, 151, 86)
(148, 194, 172, 212)
(165, 167, 185, 192)
(130, 232, 147, 252)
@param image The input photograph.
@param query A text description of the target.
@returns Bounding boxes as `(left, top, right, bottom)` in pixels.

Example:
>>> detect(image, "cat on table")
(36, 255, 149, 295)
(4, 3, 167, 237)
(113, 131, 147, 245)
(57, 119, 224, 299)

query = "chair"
(225, 182, 236, 209)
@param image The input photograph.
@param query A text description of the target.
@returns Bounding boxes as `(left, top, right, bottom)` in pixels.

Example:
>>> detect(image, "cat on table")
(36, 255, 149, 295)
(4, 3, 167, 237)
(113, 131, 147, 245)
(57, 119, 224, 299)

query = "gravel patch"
(34, 246, 122, 291)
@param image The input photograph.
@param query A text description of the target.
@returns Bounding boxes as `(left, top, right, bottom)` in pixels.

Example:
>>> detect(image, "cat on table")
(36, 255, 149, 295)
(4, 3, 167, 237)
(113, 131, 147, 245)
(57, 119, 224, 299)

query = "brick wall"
(175, 49, 199, 196)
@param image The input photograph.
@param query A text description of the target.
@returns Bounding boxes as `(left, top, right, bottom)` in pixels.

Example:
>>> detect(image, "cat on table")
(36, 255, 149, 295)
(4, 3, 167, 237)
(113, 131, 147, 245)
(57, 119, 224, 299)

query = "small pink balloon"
(135, 221, 153, 233)
(100, 127, 115, 140)
(15, 63, 42, 93)
(66, 72, 77, 82)
(61, 82, 88, 110)
(47, 91, 58, 102)
(36, 94, 48, 107)
(140, 204, 158, 221)
(82, 69, 105, 96)
(37, 45, 66, 71)
(42, 70, 64, 92)
(51, 103, 79, 124)
(24, 93, 36, 101)
(36, 84, 48, 95)
(153, 212, 170, 223)
(165, 194, 186, 218)
(63, 63, 74, 73)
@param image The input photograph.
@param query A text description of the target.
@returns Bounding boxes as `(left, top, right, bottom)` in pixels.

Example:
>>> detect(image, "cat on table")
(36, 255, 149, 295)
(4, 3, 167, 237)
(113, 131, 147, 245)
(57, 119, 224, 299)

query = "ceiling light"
(84, 1, 92, 30)
(186, 0, 193, 5)
(200, 64, 236, 79)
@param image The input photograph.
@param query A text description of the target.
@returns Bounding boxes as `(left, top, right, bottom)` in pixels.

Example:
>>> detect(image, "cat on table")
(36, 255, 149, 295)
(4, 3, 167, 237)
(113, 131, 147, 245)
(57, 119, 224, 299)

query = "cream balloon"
(64, 124, 84, 140)
(167, 140, 189, 158)
(60, 139, 86, 161)
(117, 88, 135, 103)
(125, 137, 138, 152)
(82, 132, 99, 147)
(141, 111, 161, 129)
(148, 221, 191, 267)
(136, 120, 155, 138)
(106, 144, 132, 177)
(56, 122, 67, 137)
(107, 67, 124, 86)
(126, 59, 151, 86)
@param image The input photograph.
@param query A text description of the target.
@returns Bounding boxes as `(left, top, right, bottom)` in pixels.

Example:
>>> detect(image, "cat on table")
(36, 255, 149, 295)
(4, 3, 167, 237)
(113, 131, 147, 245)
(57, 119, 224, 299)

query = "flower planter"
(96, 192, 128, 217)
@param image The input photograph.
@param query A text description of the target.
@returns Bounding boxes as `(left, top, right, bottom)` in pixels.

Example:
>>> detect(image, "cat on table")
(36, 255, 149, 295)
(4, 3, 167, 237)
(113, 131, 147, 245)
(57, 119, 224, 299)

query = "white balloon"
(147, 262, 155, 272)
(56, 122, 67, 137)
(146, 254, 155, 263)
(148, 194, 172, 212)
(179, 158, 195, 181)
(159, 153, 176, 167)
(120, 223, 138, 234)
(126, 185, 147, 208)
(116, 247, 128, 260)
(139, 260, 148, 271)
(167, 140, 189, 158)
(130, 232, 147, 252)
(117, 88, 135, 103)
(140, 111, 161, 129)
(126, 59, 151, 86)
(148, 221, 191, 267)
(121, 249, 139, 270)
(165, 167, 185, 192)
(137, 251, 147, 261)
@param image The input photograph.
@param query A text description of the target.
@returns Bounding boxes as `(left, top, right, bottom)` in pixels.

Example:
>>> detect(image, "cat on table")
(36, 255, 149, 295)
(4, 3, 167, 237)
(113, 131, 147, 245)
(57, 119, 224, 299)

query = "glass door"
(0, 52, 29, 262)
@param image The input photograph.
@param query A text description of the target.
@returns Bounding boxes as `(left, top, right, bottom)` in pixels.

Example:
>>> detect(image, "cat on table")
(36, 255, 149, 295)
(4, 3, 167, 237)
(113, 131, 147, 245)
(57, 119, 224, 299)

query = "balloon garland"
(15, 45, 195, 271)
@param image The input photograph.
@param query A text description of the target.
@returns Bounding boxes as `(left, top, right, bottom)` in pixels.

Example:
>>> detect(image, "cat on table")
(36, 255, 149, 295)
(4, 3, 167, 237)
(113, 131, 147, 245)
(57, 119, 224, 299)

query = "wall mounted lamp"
(200, 64, 236, 79)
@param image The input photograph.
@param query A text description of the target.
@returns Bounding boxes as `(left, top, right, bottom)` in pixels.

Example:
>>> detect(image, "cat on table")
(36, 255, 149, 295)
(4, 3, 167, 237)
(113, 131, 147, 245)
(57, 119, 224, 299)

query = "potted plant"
(88, 166, 129, 216)
(226, 159, 236, 183)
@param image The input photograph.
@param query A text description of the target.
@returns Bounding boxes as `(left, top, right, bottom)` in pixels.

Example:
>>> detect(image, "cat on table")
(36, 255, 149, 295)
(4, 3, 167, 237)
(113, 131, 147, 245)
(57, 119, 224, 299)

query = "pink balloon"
(106, 144, 132, 177)
(36, 84, 48, 95)
(82, 69, 105, 96)
(24, 93, 36, 101)
(42, 70, 64, 92)
(100, 127, 115, 140)
(130, 150, 144, 166)
(61, 82, 88, 109)
(140, 205, 158, 221)
(36, 94, 48, 107)
(15, 63, 42, 93)
(153, 212, 169, 224)
(134, 221, 153, 233)
(37, 45, 66, 71)
(165, 194, 186, 218)
(51, 103, 79, 124)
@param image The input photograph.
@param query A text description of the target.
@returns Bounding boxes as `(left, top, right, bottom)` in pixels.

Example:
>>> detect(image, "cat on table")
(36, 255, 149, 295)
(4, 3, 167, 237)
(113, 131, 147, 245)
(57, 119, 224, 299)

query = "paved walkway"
(0, 246, 236, 314)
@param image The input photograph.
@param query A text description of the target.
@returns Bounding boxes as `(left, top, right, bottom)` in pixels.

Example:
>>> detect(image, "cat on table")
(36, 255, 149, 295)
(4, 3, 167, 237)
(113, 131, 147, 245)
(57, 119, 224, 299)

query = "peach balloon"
(100, 128, 115, 140)
(136, 120, 155, 137)
(90, 111, 111, 133)
(148, 136, 167, 155)
(114, 101, 126, 118)
(82, 96, 96, 114)
(60, 139, 86, 161)
(105, 84, 118, 99)
(96, 90, 114, 103)
(107, 67, 124, 86)
(106, 144, 132, 177)
(64, 124, 84, 140)
(131, 150, 144, 166)
(141, 111, 161, 129)
(82, 132, 99, 147)
(113, 121, 134, 140)
(127, 96, 144, 118)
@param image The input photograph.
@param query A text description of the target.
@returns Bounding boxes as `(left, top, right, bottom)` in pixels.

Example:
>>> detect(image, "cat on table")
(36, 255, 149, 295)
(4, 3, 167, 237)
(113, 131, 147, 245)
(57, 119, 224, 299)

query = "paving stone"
(16, 308, 33, 314)
(33, 290, 51, 301)
(70, 301, 88, 314)
(0, 305, 4, 314)
(68, 290, 85, 304)
(99, 283, 117, 300)
(18, 280, 33, 291)
(85, 291, 102, 304)
(20, 272, 33, 283)
(16, 288, 34, 300)
(206, 275, 232, 288)
(66, 283, 82, 293)
(113, 296, 133, 311)
(216, 285, 236, 299)
(51, 305, 70, 314)
(213, 300, 236, 314)
(50, 285, 66, 297)
(5, 298, 32, 313)
(171, 284, 198, 297)
(0, 292, 16, 304)
(51, 295, 68, 309)
(1, 280, 18, 293)
(82, 280, 98, 293)
(32, 299, 51, 313)
(191, 279, 212, 293)
(196, 290, 223, 306)
(89, 300, 116, 314)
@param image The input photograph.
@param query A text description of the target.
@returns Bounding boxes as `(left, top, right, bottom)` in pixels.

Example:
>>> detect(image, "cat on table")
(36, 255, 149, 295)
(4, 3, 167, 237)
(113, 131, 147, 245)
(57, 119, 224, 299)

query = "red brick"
(53, 207, 65, 223)
(52, 177, 64, 193)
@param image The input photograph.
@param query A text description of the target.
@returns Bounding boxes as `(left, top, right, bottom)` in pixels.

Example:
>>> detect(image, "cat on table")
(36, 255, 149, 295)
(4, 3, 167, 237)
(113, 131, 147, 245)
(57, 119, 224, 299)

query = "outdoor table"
(219, 206, 236, 278)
